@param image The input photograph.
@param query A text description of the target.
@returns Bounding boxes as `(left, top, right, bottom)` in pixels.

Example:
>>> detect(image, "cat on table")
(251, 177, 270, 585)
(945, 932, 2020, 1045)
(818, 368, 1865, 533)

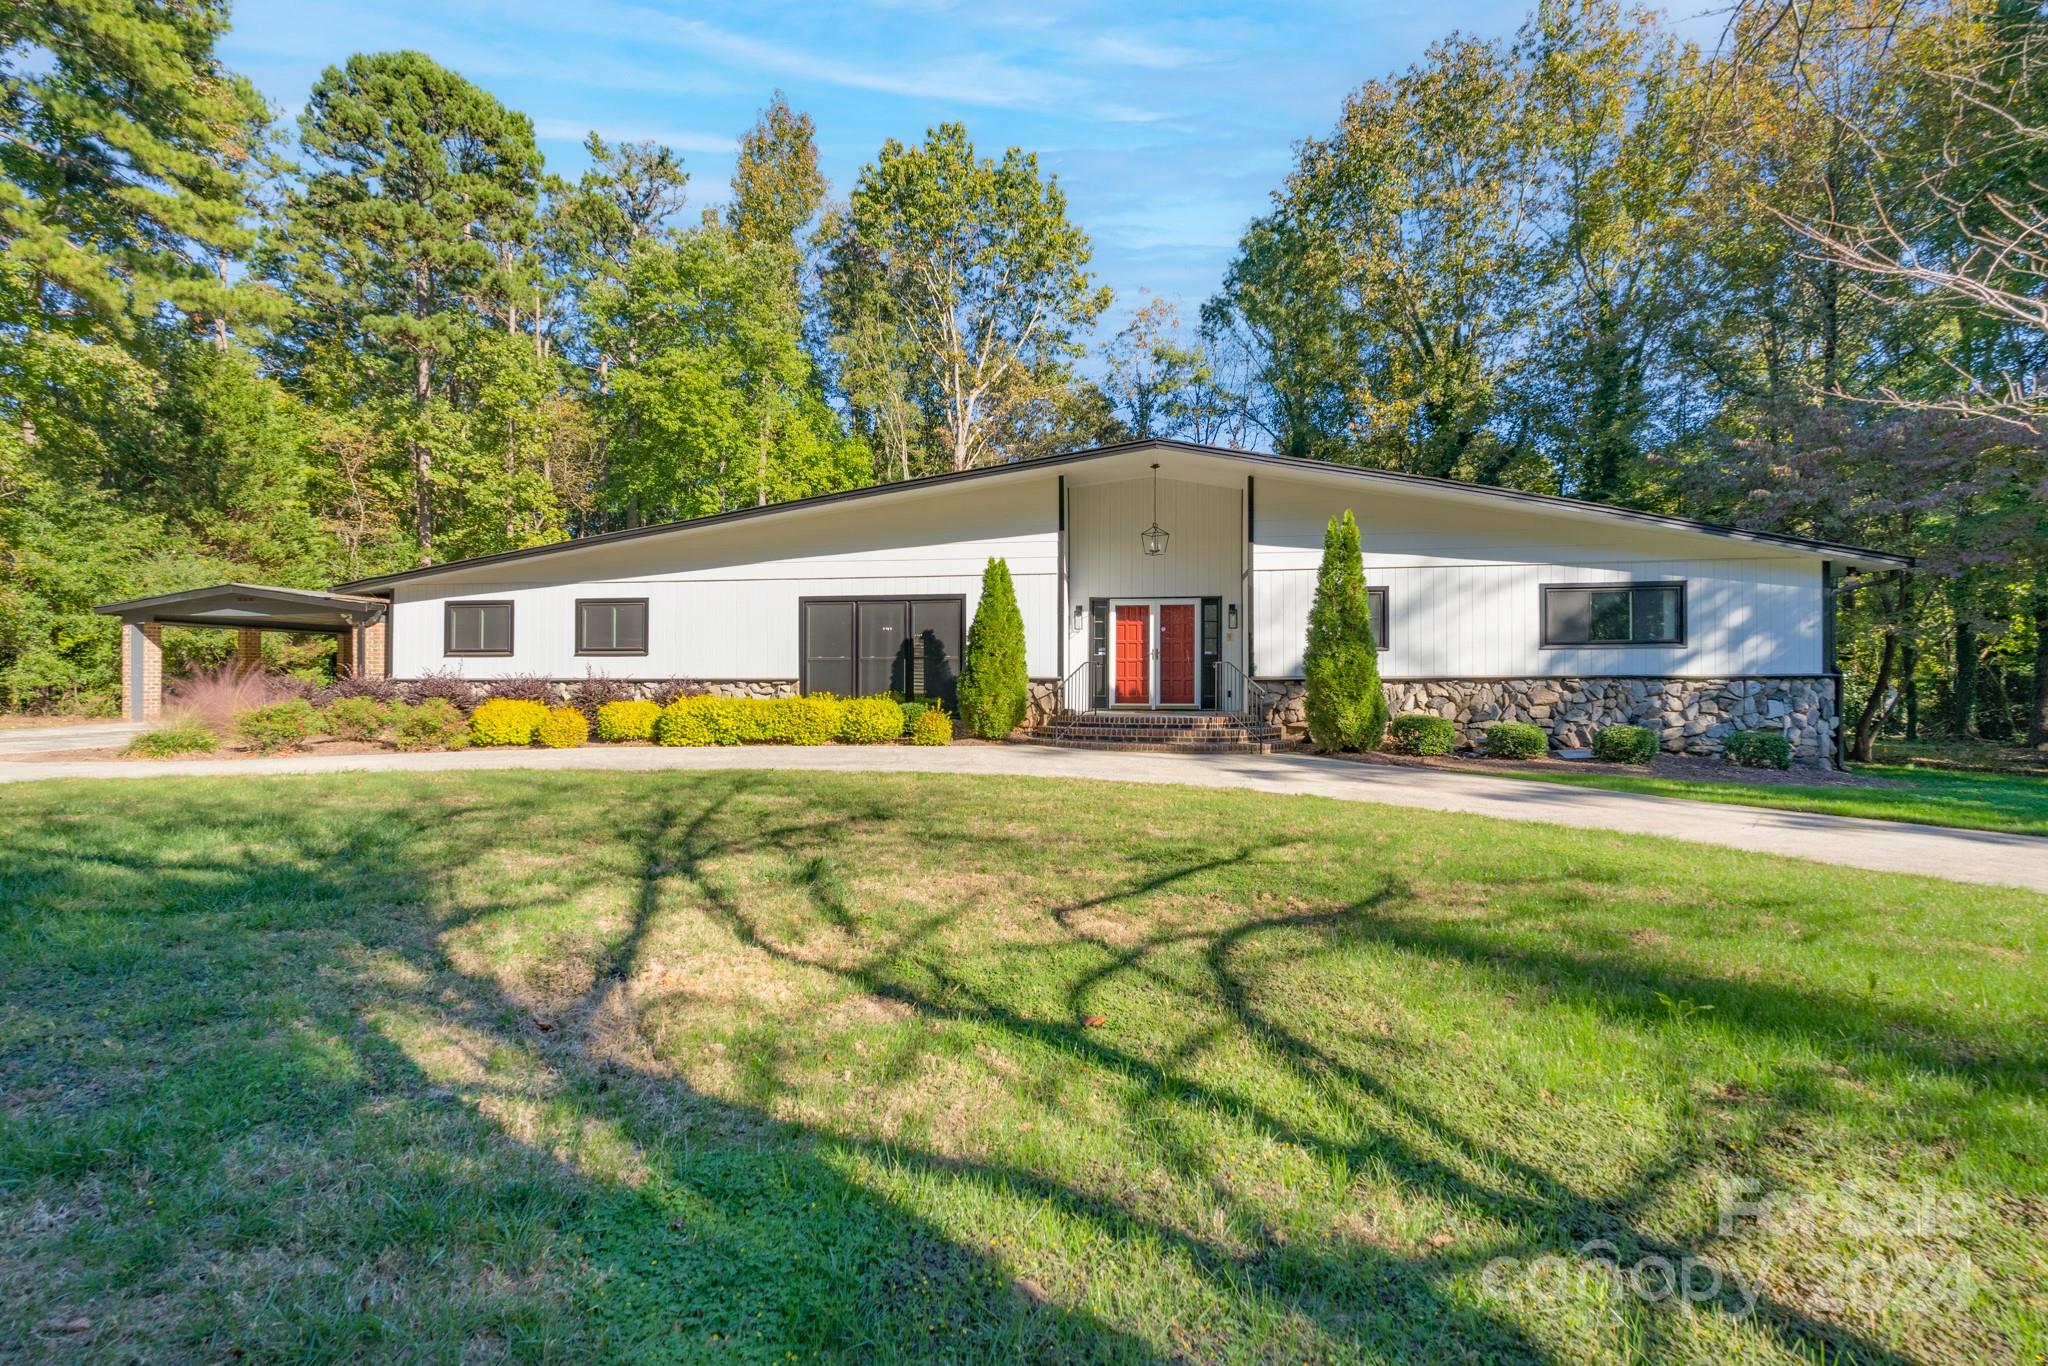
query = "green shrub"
(1387, 713, 1455, 756)
(595, 699, 661, 742)
(1724, 729, 1792, 770)
(320, 696, 390, 743)
(1592, 724, 1658, 765)
(234, 699, 317, 754)
(899, 699, 929, 732)
(388, 699, 467, 750)
(536, 706, 588, 748)
(957, 557, 1028, 739)
(1303, 510, 1388, 752)
(470, 697, 549, 746)
(838, 695, 906, 743)
(911, 705, 953, 745)
(1483, 721, 1547, 760)
(122, 724, 217, 759)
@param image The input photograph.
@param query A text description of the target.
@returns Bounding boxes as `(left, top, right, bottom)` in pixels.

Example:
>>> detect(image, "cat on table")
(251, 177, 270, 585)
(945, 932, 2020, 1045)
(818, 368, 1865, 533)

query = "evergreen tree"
(1, 0, 272, 340)
(957, 557, 1028, 739)
(264, 51, 543, 562)
(1303, 511, 1387, 751)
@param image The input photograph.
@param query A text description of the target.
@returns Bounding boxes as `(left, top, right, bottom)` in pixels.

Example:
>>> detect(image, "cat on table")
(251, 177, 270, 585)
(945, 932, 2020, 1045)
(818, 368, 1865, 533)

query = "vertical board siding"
(1065, 475, 1247, 683)
(389, 476, 1062, 679)
(1249, 475, 1824, 678)
(383, 457, 1832, 687)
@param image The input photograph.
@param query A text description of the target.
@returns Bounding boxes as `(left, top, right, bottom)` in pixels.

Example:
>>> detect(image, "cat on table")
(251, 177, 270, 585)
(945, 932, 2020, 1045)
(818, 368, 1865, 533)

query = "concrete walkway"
(4, 741, 2046, 894)
(0, 721, 147, 756)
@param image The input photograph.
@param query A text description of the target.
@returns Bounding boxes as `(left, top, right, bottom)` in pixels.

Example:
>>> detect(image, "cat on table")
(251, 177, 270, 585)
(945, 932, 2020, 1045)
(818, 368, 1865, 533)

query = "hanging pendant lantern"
(1139, 462, 1170, 556)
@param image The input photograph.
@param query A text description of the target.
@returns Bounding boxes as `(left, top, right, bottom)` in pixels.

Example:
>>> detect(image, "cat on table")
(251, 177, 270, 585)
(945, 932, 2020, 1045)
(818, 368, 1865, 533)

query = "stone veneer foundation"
(423, 678, 800, 702)
(1261, 676, 1839, 766)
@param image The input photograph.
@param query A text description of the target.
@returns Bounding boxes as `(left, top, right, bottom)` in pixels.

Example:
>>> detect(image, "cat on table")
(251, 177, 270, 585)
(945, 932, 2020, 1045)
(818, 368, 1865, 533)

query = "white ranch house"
(99, 440, 1909, 763)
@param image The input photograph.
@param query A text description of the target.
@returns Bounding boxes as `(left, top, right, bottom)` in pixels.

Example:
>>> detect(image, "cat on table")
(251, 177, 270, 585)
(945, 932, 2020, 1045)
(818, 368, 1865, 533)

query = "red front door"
(1158, 603, 1196, 705)
(1114, 606, 1150, 704)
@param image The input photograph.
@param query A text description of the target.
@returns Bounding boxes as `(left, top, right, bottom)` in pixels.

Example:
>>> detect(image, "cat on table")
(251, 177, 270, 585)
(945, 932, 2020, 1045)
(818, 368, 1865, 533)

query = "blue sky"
(221, 0, 1694, 340)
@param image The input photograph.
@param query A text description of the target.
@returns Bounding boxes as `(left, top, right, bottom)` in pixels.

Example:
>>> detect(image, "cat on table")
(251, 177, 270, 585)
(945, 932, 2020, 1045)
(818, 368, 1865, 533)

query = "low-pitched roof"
(95, 583, 388, 631)
(333, 439, 1914, 592)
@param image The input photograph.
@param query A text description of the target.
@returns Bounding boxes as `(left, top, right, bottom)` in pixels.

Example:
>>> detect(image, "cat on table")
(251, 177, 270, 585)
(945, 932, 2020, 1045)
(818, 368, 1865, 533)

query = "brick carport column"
(233, 627, 264, 675)
(120, 620, 164, 722)
(357, 616, 388, 679)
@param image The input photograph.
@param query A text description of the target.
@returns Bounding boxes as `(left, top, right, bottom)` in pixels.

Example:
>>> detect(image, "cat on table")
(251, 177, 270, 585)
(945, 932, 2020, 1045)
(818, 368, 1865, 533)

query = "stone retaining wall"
(1260, 676, 1838, 765)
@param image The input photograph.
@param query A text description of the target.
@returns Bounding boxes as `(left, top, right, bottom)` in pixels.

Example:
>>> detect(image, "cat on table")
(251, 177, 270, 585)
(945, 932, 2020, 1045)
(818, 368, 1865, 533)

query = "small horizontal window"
(577, 599, 648, 655)
(1542, 584, 1684, 647)
(1368, 586, 1389, 651)
(445, 601, 512, 656)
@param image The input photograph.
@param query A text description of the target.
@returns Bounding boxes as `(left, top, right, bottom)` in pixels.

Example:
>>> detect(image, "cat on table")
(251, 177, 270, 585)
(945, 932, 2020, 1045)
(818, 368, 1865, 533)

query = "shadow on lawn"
(4, 770, 2005, 1361)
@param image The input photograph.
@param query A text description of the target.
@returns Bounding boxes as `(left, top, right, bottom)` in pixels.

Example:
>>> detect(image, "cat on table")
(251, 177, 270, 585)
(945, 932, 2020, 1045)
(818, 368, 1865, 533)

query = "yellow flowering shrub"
(535, 706, 588, 748)
(469, 697, 550, 746)
(836, 695, 905, 743)
(911, 706, 954, 745)
(595, 699, 661, 741)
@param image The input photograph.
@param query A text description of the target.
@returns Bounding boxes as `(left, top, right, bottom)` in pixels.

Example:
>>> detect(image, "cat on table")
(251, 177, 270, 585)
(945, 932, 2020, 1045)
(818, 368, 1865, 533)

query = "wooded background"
(5, 0, 2045, 755)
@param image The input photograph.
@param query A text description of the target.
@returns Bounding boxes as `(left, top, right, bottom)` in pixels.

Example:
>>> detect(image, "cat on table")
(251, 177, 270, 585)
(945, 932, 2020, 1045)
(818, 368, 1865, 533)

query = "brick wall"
(120, 621, 164, 722)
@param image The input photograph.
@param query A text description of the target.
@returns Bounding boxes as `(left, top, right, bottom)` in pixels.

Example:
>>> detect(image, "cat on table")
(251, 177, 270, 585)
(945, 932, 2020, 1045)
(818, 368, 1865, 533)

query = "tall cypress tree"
(957, 557, 1028, 738)
(1303, 510, 1387, 751)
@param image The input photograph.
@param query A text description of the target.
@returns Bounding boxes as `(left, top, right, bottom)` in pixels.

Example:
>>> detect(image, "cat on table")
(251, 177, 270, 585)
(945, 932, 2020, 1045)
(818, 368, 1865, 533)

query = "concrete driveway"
(4, 741, 2045, 895)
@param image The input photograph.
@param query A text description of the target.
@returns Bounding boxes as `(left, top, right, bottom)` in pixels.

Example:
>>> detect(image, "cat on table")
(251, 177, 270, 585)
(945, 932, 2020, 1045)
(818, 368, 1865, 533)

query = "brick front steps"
(1025, 710, 1285, 754)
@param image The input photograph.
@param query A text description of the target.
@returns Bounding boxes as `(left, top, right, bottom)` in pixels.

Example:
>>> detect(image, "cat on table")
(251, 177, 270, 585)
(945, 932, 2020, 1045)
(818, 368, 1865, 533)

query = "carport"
(94, 583, 389, 723)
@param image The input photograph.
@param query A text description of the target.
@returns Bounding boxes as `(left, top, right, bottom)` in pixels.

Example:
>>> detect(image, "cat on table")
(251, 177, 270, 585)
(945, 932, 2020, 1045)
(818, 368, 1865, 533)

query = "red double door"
(1112, 602, 1197, 707)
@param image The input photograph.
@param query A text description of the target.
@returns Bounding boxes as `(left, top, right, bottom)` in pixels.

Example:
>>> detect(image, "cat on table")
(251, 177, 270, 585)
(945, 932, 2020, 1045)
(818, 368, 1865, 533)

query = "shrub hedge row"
(649, 695, 937, 746)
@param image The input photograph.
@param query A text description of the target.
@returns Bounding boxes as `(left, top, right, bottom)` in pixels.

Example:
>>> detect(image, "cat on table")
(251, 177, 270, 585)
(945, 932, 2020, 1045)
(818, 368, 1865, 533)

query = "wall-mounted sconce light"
(1072, 602, 1085, 629)
(1227, 603, 1239, 630)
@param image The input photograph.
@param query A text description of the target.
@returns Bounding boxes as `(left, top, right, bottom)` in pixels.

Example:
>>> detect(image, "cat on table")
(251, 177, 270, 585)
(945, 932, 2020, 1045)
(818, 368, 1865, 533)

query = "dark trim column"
(1055, 475, 1066, 687)
(1244, 476, 1256, 679)
(1823, 561, 1845, 765)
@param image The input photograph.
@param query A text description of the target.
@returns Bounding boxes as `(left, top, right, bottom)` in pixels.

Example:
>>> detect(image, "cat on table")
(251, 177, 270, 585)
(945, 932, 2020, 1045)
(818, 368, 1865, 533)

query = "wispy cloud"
(530, 118, 737, 156)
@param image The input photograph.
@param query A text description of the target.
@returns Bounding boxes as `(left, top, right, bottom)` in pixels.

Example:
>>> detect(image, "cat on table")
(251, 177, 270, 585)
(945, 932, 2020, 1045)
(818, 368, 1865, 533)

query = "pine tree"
(1303, 510, 1387, 751)
(264, 51, 544, 562)
(1, 0, 272, 340)
(957, 557, 1028, 738)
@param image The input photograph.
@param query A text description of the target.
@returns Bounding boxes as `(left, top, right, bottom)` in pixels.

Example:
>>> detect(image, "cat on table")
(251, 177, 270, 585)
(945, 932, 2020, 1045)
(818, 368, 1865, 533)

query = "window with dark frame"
(801, 596, 964, 709)
(1541, 583, 1684, 647)
(445, 600, 512, 656)
(1368, 586, 1389, 650)
(576, 598, 648, 655)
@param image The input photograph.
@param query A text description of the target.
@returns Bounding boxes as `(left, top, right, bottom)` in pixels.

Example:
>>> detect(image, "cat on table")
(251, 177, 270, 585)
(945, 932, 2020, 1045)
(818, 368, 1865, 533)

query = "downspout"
(1244, 476, 1256, 688)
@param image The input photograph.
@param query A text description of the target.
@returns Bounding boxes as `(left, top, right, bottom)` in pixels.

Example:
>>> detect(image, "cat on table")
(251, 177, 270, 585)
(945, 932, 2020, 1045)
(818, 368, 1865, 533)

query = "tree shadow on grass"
(1, 770, 2006, 1361)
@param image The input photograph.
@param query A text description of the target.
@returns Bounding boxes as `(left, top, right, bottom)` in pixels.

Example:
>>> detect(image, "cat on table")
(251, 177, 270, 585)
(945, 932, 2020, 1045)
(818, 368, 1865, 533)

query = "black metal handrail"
(1053, 655, 1094, 715)
(1211, 659, 1274, 720)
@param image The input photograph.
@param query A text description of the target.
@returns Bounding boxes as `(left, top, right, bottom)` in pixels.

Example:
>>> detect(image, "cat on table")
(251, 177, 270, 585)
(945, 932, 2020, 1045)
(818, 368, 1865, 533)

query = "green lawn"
(2, 771, 2043, 1362)
(1493, 758, 2048, 835)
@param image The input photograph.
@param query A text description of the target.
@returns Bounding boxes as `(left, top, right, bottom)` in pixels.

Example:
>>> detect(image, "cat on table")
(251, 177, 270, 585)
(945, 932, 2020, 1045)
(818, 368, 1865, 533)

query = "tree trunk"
(1953, 618, 1977, 739)
(2029, 579, 2048, 747)
(1850, 574, 1910, 764)
(1902, 641, 1918, 740)
(413, 351, 434, 564)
